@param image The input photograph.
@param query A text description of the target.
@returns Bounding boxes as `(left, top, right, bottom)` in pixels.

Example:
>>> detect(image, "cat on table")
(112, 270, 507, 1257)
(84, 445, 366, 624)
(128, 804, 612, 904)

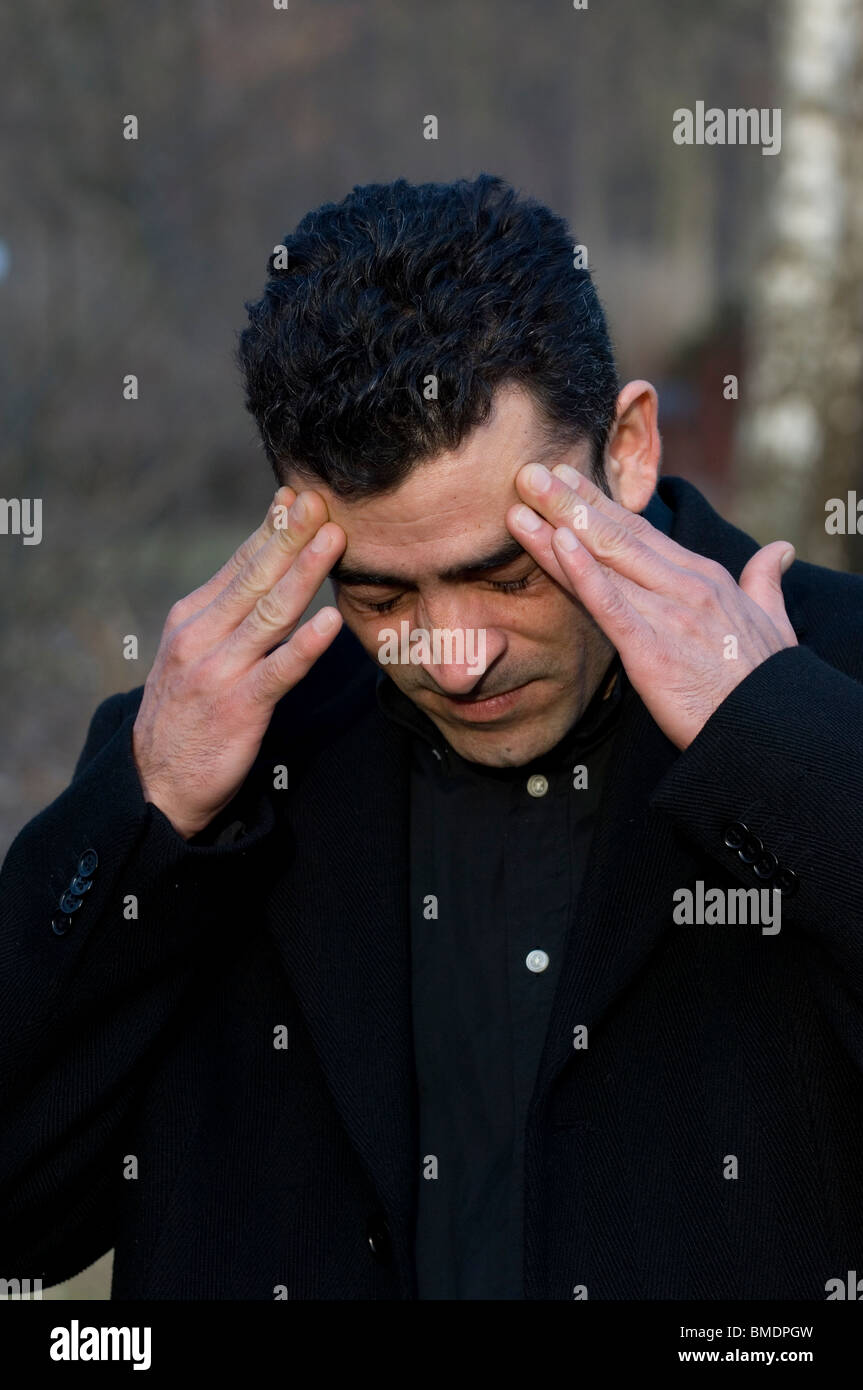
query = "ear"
(605, 379, 661, 513)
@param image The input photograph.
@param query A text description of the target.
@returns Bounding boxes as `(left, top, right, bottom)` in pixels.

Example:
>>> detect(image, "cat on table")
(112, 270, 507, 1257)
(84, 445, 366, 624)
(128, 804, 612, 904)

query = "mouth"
(437, 681, 531, 722)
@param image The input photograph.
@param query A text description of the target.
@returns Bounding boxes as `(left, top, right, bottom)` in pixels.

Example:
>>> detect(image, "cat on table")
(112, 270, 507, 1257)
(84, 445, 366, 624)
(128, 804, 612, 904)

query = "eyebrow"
(331, 534, 529, 588)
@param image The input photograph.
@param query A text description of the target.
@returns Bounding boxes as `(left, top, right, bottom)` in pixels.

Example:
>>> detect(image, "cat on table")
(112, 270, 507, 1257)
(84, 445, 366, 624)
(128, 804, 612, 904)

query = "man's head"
(236, 175, 659, 766)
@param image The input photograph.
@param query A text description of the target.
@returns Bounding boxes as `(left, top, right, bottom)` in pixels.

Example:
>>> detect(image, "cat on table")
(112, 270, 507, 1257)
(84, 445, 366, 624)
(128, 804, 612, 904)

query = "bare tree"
(733, 0, 863, 571)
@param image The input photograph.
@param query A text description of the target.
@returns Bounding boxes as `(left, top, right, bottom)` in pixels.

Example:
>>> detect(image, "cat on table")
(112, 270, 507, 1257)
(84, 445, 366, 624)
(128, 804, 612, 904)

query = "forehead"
(285, 384, 586, 576)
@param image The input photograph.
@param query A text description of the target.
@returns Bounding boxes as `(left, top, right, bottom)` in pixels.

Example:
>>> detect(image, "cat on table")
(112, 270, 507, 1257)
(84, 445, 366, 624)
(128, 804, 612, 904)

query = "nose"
(414, 596, 506, 696)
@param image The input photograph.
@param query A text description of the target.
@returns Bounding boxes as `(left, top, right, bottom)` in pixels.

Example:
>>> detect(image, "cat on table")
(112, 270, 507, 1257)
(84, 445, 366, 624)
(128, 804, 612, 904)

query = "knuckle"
(273, 517, 299, 550)
(248, 661, 274, 703)
(165, 623, 196, 664)
(230, 561, 269, 605)
(689, 573, 719, 607)
(594, 524, 626, 559)
(252, 589, 286, 631)
(229, 538, 256, 573)
(250, 652, 288, 704)
(696, 556, 724, 582)
(601, 581, 628, 619)
(166, 597, 192, 631)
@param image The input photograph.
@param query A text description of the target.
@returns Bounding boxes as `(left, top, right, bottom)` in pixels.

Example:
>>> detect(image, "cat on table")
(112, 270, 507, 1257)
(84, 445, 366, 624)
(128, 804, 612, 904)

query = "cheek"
(509, 587, 584, 642)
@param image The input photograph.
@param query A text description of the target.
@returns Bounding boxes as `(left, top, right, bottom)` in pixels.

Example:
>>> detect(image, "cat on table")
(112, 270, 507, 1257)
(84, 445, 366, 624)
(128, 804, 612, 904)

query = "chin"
(448, 717, 568, 769)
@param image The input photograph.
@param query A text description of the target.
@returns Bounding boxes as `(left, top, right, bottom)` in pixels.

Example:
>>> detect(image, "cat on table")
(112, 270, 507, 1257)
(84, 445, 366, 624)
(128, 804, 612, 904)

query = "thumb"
(738, 541, 796, 631)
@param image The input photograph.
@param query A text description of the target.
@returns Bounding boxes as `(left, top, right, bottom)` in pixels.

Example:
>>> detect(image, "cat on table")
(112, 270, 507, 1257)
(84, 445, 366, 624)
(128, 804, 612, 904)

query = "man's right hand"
(132, 486, 346, 839)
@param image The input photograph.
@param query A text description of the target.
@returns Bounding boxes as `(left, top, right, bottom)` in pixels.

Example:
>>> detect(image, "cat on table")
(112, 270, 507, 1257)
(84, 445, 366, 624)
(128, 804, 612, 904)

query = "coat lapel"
(263, 692, 417, 1284)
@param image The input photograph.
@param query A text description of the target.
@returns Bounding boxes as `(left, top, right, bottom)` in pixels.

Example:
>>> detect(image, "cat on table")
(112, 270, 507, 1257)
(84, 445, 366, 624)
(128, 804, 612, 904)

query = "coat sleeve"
(0, 688, 276, 1284)
(648, 641, 863, 1046)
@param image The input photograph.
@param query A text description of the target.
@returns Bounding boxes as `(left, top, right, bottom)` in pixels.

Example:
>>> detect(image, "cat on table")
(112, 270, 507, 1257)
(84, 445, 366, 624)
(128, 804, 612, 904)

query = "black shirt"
(376, 653, 627, 1298)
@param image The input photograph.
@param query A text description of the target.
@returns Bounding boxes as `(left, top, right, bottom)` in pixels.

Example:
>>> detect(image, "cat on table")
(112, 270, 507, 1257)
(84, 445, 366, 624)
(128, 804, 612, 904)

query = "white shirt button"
(526, 773, 548, 797)
(526, 949, 550, 973)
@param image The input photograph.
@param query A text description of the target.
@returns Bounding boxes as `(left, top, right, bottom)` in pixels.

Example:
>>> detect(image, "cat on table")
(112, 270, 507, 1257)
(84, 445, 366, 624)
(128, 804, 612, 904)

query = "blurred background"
(1, 0, 862, 1298)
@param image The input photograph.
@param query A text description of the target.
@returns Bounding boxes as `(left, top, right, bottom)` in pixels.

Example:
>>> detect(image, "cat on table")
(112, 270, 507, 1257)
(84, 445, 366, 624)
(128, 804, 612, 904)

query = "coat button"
(77, 849, 99, 877)
(58, 891, 84, 915)
(69, 874, 93, 895)
(753, 851, 779, 880)
(774, 866, 799, 896)
(737, 831, 764, 865)
(723, 821, 747, 850)
(51, 914, 73, 936)
(366, 1214, 393, 1265)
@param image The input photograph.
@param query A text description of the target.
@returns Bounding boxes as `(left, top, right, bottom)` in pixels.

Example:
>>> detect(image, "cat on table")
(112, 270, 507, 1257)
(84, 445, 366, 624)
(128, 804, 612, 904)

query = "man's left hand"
(507, 462, 799, 751)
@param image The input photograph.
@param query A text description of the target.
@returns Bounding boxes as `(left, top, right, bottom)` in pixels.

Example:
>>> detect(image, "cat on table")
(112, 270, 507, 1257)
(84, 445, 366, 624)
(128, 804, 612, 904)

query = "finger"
(504, 501, 573, 590)
(522, 461, 718, 582)
(219, 521, 347, 671)
(171, 485, 299, 625)
(514, 463, 678, 592)
(548, 524, 653, 647)
(506, 493, 654, 634)
(506, 499, 652, 608)
(199, 491, 334, 642)
(738, 541, 798, 637)
(251, 604, 343, 706)
(508, 478, 676, 598)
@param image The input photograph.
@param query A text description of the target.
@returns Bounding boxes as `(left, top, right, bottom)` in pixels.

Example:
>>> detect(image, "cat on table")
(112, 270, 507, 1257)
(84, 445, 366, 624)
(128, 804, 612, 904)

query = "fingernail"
(312, 607, 339, 633)
(515, 505, 542, 532)
(309, 526, 331, 552)
(553, 464, 582, 489)
(555, 526, 579, 552)
(780, 548, 795, 573)
(291, 495, 308, 524)
(525, 463, 552, 493)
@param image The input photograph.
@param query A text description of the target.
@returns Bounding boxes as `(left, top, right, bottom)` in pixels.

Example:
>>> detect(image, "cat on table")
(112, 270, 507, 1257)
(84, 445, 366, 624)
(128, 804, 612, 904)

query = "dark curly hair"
(235, 174, 619, 500)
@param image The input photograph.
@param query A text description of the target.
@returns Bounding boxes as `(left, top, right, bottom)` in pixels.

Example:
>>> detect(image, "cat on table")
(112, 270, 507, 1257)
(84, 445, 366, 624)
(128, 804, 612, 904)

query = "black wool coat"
(2, 476, 863, 1300)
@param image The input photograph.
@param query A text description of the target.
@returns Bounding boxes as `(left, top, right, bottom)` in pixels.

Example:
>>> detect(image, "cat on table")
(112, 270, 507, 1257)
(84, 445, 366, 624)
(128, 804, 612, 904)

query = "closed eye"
(358, 572, 535, 614)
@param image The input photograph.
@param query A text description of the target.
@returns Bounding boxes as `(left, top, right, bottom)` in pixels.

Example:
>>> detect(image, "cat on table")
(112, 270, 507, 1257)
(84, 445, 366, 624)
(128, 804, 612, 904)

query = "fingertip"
(512, 503, 543, 534)
(551, 463, 583, 490)
(553, 525, 580, 554)
(311, 606, 341, 635)
(270, 485, 296, 522)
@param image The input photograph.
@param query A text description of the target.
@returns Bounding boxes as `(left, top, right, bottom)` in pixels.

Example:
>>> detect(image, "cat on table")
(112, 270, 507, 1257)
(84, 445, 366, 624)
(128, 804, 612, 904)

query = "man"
(2, 174, 863, 1301)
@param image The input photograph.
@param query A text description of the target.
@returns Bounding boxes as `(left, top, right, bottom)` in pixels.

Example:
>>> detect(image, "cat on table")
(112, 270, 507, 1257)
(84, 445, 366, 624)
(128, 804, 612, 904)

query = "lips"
(446, 688, 514, 705)
(437, 682, 530, 721)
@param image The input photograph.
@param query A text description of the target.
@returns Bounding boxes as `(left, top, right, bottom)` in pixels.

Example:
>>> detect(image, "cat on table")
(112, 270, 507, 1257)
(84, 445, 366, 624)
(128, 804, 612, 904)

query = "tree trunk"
(732, 0, 863, 572)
